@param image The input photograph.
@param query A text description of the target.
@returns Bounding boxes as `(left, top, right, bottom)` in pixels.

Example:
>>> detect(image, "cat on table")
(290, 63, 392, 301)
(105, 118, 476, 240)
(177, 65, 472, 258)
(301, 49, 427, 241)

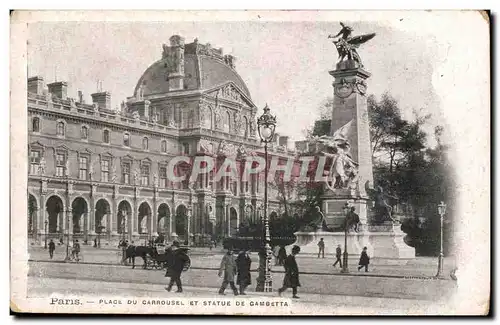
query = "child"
(357, 246, 370, 272)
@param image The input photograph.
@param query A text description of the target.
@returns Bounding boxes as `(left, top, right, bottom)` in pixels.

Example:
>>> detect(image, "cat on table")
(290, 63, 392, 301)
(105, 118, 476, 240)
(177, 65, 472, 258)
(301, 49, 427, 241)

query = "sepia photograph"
(10, 10, 490, 315)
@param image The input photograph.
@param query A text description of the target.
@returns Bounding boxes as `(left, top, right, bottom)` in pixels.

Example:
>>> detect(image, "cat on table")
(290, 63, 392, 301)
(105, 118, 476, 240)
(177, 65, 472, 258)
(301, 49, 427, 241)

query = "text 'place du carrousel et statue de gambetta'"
(293, 23, 415, 259)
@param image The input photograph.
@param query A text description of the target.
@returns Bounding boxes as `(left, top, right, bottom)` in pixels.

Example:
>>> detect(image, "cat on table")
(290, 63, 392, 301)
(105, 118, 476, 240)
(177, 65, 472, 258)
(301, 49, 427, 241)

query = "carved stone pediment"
(207, 83, 251, 106)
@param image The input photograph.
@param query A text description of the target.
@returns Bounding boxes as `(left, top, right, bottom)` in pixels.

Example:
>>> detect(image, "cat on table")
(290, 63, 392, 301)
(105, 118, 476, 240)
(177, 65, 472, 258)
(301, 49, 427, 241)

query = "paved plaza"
(26, 244, 457, 310)
(28, 245, 457, 279)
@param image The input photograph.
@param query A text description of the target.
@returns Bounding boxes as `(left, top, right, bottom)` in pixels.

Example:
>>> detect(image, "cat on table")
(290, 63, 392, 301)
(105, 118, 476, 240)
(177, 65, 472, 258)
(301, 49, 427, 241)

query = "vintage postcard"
(10, 10, 490, 315)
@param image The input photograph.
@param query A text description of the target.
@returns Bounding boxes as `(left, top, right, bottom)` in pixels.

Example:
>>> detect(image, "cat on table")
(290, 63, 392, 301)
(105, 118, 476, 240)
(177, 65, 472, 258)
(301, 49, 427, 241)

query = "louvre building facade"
(27, 35, 296, 246)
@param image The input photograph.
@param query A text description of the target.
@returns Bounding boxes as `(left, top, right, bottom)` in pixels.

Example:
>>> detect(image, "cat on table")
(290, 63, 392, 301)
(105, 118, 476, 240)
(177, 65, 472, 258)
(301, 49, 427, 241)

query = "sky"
(26, 11, 487, 147)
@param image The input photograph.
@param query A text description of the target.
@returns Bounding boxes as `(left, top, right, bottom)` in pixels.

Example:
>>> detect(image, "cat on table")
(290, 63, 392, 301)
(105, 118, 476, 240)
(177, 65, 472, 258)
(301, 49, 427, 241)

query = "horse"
(123, 243, 157, 269)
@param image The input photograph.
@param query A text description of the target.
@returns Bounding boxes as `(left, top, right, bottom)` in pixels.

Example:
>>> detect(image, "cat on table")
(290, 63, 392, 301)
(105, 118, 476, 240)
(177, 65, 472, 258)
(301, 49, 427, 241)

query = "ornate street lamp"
(44, 219, 48, 249)
(256, 104, 276, 292)
(436, 201, 447, 278)
(341, 202, 350, 273)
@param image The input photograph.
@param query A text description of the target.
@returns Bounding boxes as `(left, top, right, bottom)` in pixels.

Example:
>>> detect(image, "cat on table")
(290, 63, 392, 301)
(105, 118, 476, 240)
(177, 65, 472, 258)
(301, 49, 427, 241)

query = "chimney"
(166, 35, 185, 91)
(47, 81, 68, 100)
(91, 91, 111, 110)
(77, 91, 85, 104)
(279, 135, 289, 147)
(28, 76, 45, 95)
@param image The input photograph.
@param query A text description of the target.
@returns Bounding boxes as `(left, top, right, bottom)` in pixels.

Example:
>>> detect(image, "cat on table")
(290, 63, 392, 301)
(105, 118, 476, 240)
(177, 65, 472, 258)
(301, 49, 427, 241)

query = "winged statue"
(328, 22, 376, 67)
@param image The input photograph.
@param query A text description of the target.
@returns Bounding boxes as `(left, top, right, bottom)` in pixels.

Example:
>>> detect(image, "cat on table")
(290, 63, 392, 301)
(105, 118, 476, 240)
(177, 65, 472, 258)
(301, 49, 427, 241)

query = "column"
(132, 200, 139, 236)
(127, 209, 133, 242)
(111, 199, 118, 235)
(83, 212, 89, 242)
(106, 206, 111, 242)
(152, 196, 158, 237)
(89, 196, 95, 235)
(186, 208, 192, 246)
(226, 204, 230, 237)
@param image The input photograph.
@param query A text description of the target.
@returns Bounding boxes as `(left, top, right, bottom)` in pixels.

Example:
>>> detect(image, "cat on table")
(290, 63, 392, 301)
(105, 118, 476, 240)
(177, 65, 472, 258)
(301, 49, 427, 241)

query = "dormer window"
(123, 133, 130, 147)
(56, 121, 65, 137)
(32, 117, 40, 133)
(81, 125, 89, 140)
(103, 129, 110, 144)
(161, 140, 167, 153)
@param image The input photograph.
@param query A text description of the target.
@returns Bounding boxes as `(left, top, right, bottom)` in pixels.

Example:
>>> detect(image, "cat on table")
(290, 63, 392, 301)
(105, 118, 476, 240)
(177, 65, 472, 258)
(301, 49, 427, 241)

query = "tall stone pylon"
(330, 60, 374, 194)
(321, 60, 374, 228)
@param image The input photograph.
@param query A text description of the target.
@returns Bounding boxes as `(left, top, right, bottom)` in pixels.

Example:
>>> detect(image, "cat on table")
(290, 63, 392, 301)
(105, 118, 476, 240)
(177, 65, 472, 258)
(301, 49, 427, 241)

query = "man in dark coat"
(333, 244, 342, 268)
(218, 248, 239, 296)
(278, 245, 301, 299)
(48, 239, 55, 259)
(277, 246, 287, 266)
(317, 238, 325, 258)
(236, 250, 252, 295)
(357, 246, 370, 272)
(164, 241, 189, 293)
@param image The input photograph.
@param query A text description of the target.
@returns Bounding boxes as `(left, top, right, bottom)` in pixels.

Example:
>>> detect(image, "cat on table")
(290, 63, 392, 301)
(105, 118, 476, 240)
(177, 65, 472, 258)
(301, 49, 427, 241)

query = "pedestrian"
(72, 240, 81, 261)
(333, 244, 342, 268)
(278, 245, 287, 266)
(278, 245, 301, 299)
(165, 241, 189, 293)
(48, 239, 55, 259)
(317, 238, 325, 258)
(273, 245, 280, 266)
(236, 249, 252, 295)
(94, 237, 97, 248)
(357, 246, 370, 272)
(218, 248, 239, 296)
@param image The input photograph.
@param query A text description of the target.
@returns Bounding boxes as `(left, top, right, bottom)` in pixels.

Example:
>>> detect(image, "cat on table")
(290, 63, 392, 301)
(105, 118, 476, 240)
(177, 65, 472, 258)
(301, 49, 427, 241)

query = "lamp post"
(44, 220, 48, 249)
(341, 202, 350, 273)
(435, 201, 447, 278)
(256, 104, 276, 292)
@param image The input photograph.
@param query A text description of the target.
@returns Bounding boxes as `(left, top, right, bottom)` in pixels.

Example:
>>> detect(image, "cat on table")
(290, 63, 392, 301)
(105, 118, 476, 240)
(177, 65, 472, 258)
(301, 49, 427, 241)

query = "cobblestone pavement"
(28, 245, 457, 279)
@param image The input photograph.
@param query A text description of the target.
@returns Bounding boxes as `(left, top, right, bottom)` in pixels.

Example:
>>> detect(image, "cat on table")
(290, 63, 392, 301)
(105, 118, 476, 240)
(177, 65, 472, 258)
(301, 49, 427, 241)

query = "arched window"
(224, 111, 231, 133)
(32, 117, 40, 133)
(142, 137, 149, 150)
(123, 133, 130, 147)
(103, 129, 110, 144)
(243, 116, 249, 138)
(81, 126, 89, 140)
(56, 121, 65, 137)
(161, 140, 167, 153)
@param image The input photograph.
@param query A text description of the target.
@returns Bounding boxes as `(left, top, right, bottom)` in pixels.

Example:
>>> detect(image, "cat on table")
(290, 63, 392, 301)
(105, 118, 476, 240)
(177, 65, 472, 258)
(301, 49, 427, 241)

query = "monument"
(293, 23, 415, 259)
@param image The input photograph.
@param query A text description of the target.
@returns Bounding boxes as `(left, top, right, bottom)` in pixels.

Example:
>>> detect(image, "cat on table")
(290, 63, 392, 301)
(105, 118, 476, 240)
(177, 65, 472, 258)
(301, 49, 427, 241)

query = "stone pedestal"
(293, 231, 373, 257)
(293, 225, 415, 259)
(367, 223, 415, 259)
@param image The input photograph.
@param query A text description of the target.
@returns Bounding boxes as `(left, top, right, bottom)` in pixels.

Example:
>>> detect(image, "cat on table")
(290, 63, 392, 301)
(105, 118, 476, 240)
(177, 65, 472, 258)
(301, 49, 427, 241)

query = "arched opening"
(71, 197, 88, 234)
(32, 117, 40, 133)
(243, 116, 248, 138)
(157, 203, 171, 236)
(46, 195, 64, 234)
(28, 194, 38, 235)
(244, 205, 253, 223)
(225, 111, 231, 133)
(95, 199, 110, 233)
(117, 200, 131, 234)
(138, 202, 152, 235)
(229, 207, 238, 236)
(175, 204, 188, 241)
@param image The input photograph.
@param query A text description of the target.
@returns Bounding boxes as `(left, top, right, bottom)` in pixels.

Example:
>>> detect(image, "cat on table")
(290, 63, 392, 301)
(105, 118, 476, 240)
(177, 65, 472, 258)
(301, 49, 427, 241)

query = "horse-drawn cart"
(124, 243, 191, 271)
